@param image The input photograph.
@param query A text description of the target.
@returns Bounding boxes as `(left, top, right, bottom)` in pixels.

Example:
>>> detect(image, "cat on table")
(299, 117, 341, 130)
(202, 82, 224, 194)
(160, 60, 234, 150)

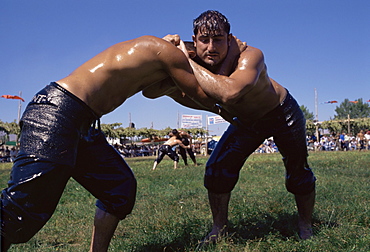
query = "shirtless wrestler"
(152, 129, 190, 170)
(143, 10, 316, 242)
(0, 35, 228, 251)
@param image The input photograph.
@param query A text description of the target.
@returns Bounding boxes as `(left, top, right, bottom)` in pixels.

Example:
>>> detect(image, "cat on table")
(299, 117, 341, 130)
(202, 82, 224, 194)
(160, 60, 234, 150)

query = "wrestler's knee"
(204, 164, 239, 194)
(1, 202, 49, 244)
(285, 168, 316, 195)
(3, 225, 41, 244)
(1, 180, 56, 245)
(96, 175, 137, 220)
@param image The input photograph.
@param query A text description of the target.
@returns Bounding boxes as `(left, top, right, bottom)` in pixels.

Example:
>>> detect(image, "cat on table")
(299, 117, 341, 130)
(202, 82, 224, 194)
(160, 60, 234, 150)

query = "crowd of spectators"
(0, 146, 18, 162)
(2, 129, 369, 163)
(307, 130, 370, 151)
(112, 129, 370, 158)
(255, 138, 278, 153)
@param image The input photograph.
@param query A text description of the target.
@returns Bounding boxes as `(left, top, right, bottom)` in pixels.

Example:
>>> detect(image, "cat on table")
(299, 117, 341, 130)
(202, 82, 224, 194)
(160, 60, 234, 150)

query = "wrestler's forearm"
(142, 78, 178, 99)
(178, 142, 189, 149)
(188, 60, 228, 101)
(217, 36, 246, 76)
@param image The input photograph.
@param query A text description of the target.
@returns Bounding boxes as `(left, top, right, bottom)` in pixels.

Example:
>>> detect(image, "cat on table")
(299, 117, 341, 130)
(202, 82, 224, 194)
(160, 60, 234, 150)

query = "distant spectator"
(9, 147, 18, 162)
(365, 131, 370, 150)
(349, 136, 357, 151)
(344, 133, 351, 151)
(339, 132, 346, 150)
(356, 130, 366, 151)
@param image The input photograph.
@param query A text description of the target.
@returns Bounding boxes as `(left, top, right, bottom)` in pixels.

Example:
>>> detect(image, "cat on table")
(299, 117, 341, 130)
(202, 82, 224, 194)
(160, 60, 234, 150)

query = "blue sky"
(1, 0, 369, 135)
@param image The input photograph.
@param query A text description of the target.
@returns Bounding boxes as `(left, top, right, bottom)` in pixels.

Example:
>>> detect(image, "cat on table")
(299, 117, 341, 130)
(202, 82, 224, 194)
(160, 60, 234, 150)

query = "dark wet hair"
(193, 10, 230, 36)
(171, 129, 179, 135)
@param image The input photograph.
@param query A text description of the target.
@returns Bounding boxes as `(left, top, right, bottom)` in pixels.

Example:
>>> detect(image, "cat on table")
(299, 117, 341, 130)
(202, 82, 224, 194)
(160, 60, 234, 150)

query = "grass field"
(1, 151, 369, 251)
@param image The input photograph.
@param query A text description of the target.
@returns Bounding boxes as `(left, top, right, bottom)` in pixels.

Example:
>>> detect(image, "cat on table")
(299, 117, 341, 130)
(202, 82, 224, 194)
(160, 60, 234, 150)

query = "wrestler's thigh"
(273, 116, 307, 158)
(207, 125, 265, 174)
(74, 132, 136, 200)
(273, 115, 309, 177)
(168, 149, 179, 161)
(19, 106, 80, 164)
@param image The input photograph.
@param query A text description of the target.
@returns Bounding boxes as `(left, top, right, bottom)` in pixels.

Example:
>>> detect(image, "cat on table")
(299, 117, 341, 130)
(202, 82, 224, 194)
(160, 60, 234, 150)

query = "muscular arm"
(188, 46, 266, 105)
(142, 77, 235, 124)
(142, 77, 213, 110)
(214, 36, 247, 76)
(161, 41, 223, 114)
(177, 140, 190, 149)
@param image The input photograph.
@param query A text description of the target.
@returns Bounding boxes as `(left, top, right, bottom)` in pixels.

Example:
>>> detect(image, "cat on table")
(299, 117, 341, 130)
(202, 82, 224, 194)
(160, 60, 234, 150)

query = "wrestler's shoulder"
(241, 45, 264, 57)
(132, 35, 171, 47)
(110, 35, 166, 50)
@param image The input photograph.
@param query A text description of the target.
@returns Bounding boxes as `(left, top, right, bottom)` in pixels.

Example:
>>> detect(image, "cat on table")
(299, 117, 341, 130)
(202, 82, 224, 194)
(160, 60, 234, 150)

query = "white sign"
(181, 114, 202, 128)
(207, 115, 227, 125)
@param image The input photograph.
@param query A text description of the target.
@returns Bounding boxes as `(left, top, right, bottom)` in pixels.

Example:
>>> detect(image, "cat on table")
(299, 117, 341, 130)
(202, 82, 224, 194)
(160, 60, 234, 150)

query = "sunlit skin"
(56, 35, 220, 118)
(143, 32, 287, 124)
(162, 135, 189, 149)
(189, 30, 287, 124)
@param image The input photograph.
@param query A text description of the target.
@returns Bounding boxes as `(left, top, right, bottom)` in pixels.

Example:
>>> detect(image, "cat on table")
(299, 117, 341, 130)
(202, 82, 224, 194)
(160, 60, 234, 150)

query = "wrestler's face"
(192, 29, 230, 67)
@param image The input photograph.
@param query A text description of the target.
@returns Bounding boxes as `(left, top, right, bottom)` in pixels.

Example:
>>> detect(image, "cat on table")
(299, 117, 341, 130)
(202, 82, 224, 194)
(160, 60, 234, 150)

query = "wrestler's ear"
(192, 35, 197, 47)
(184, 41, 196, 59)
(228, 33, 233, 46)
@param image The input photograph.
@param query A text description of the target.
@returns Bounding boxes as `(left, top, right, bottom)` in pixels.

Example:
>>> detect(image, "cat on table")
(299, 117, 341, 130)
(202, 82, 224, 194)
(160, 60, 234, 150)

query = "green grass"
(1, 151, 369, 251)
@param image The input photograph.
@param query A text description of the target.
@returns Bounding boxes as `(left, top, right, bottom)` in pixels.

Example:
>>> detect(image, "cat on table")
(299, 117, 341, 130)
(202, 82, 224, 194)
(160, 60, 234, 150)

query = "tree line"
(0, 120, 208, 143)
(301, 98, 370, 135)
(1, 99, 369, 142)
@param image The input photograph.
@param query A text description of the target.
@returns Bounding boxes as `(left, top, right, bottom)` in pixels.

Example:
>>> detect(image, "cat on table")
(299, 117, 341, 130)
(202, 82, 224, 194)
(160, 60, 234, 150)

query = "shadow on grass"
(229, 212, 298, 241)
(131, 212, 340, 251)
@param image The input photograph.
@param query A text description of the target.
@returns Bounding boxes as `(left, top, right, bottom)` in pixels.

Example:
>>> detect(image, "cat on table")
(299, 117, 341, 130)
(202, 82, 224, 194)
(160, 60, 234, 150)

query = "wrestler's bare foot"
(198, 225, 227, 246)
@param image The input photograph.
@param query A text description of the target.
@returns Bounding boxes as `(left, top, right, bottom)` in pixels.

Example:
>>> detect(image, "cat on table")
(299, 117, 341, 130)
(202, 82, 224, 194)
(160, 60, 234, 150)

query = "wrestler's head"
(193, 10, 230, 37)
(171, 129, 179, 136)
(192, 10, 231, 67)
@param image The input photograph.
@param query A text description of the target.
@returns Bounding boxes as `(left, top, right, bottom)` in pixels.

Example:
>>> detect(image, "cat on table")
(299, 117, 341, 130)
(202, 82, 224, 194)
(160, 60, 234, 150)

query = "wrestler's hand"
(231, 35, 247, 53)
(178, 40, 190, 58)
(217, 35, 247, 76)
(162, 34, 181, 46)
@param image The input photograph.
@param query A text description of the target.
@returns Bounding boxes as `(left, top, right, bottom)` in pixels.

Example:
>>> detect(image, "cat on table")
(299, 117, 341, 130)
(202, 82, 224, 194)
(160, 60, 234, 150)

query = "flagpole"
(177, 111, 180, 129)
(17, 91, 22, 124)
(314, 88, 318, 121)
(205, 115, 208, 156)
